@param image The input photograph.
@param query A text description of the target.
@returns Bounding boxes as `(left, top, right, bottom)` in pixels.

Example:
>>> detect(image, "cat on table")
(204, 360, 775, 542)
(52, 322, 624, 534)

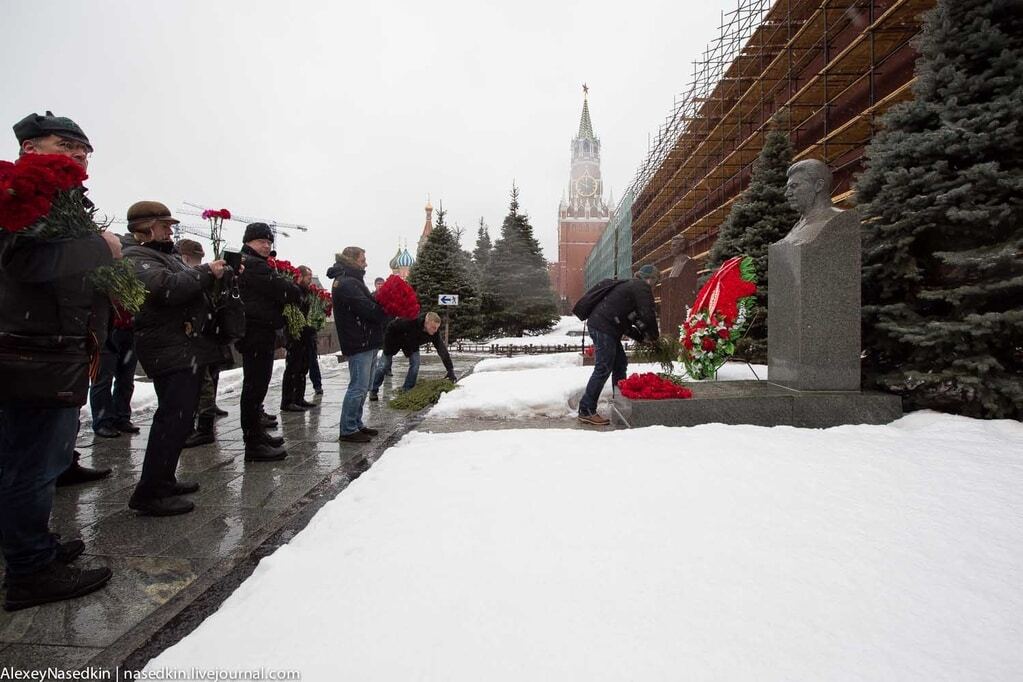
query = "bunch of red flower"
(0, 154, 87, 232)
(201, 208, 231, 220)
(308, 283, 333, 318)
(680, 255, 757, 380)
(266, 257, 301, 283)
(618, 373, 693, 400)
(375, 275, 420, 319)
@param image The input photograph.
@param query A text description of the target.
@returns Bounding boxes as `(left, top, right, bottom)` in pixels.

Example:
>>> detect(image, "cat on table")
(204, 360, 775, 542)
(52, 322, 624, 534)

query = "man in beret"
(0, 112, 119, 609)
(577, 264, 660, 426)
(122, 202, 226, 515)
(237, 223, 302, 461)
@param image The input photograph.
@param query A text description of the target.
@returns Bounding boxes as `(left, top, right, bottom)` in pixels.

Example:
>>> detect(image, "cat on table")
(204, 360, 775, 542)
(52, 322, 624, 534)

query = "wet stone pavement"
(0, 353, 470, 672)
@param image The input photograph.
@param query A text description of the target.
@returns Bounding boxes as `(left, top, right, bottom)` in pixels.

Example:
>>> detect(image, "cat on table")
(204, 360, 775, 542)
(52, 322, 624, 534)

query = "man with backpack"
(574, 265, 660, 425)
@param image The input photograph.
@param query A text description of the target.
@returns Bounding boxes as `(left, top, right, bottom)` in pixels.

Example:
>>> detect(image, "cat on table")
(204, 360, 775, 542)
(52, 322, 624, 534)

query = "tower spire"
(577, 84, 594, 140)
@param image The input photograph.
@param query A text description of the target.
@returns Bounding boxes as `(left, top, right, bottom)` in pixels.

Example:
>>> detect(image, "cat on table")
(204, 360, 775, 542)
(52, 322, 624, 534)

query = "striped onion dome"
(395, 247, 415, 268)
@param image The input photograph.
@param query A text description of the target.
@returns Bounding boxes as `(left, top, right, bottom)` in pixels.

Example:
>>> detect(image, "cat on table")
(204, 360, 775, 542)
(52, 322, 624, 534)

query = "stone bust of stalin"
(780, 159, 845, 245)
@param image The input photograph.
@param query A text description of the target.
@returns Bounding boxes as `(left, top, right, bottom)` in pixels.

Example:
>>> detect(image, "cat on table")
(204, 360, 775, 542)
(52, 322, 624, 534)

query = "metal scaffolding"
(587, 0, 933, 286)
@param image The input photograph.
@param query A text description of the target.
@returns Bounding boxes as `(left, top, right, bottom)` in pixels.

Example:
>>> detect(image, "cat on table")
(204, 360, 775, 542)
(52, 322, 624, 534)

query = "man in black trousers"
(280, 265, 317, 412)
(122, 202, 226, 516)
(237, 224, 302, 461)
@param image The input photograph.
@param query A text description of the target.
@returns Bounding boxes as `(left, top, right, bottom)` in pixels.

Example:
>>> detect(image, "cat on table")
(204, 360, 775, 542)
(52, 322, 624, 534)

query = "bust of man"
(668, 234, 692, 278)
(780, 159, 845, 245)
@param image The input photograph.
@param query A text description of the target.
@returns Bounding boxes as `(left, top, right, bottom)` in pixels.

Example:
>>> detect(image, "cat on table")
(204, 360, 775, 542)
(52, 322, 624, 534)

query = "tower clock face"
(576, 175, 597, 197)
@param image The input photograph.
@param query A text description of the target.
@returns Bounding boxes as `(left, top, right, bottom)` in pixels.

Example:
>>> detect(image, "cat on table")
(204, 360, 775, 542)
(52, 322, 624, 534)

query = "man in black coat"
(0, 111, 119, 610)
(122, 202, 226, 516)
(369, 312, 456, 400)
(327, 247, 389, 442)
(237, 224, 302, 460)
(578, 264, 661, 426)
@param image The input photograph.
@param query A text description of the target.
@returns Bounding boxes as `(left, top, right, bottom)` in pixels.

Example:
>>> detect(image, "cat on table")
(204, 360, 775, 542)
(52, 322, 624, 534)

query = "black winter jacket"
(122, 240, 220, 377)
(238, 245, 302, 332)
(0, 230, 112, 407)
(586, 278, 659, 342)
(327, 261, 388, 356)
(382, 314, 455, 376)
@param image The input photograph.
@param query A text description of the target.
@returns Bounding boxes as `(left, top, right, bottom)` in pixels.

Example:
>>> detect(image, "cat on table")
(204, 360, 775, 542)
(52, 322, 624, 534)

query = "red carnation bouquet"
(306, 283, 333, 331)
(375, 274, 420, 319)
(267, 257, 307, 338)
(680, 255, 757, 380)
(618, 373, 693, 400)
(0, 153, 147, 312)
(201, 207, 231, 258)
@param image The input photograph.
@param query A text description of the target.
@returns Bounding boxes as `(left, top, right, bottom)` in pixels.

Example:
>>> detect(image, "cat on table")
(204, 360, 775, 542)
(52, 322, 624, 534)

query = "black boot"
(183, 414, 215, 448)
(213, 404, 229, 417)
(56, 455, 112, 487)
(4, 561, 112, 612)
(128, 494, 195, 517)
(260, 431, 285, 447)
(297, 398, 318, 408)
(281, 403, 307, 412)
(244, 441, 288, 462)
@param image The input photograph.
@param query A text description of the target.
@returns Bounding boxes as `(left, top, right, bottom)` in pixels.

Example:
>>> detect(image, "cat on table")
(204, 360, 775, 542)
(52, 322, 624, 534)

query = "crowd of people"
(0, 111, 456, 612)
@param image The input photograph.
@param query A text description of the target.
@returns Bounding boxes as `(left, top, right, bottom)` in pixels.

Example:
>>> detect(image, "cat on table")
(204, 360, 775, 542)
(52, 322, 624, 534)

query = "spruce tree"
(855, 0, 1023, 419)
(483, 185, 559, 337)
(472, 218, 493, 272)
(407, 206, 484, 341)
(706, 127, 797, 361)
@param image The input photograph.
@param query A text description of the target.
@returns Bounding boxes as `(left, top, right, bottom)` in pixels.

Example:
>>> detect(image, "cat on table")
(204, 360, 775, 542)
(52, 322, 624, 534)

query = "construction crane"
(105, 217, 218, 247)
(181, 201, 309, 240)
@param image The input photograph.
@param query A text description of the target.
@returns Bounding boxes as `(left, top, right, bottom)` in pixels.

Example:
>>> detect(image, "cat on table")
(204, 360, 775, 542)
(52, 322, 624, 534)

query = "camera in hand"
(223, 250, 242, 272)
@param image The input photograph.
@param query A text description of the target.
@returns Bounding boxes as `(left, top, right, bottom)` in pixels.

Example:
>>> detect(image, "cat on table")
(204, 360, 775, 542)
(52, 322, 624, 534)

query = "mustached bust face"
(785, 169, 823, 215)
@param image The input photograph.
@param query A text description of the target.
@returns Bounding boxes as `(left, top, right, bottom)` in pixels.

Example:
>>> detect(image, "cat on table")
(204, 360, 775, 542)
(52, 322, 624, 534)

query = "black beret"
(13, 111, 93, 152)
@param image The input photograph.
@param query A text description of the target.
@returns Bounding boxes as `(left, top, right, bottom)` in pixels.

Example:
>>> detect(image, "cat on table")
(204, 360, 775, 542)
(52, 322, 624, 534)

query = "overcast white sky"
(2, 0, 732, 282)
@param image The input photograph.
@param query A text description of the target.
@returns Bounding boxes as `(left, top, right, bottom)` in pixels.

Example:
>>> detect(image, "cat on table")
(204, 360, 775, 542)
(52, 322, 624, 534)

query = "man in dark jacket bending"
(578, 264, 660, 426)
(369, 312, 456, 401)
(327, 247, 389, 443)
(122, 202, 227, 516)
(237, 223, 302, 461)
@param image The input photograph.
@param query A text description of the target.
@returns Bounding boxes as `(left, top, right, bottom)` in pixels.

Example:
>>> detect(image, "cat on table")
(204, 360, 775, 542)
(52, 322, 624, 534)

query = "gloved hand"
(445, 372, 458, 383)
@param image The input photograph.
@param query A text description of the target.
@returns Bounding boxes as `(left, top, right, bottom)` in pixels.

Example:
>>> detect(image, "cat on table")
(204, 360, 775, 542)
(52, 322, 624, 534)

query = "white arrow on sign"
(438, 294, 459, 306)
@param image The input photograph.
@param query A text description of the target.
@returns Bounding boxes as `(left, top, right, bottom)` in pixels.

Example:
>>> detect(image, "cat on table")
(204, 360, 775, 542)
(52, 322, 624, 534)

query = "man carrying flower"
(0, 111, 120, 610)
(577, 264, 660, 426)
(369, 311, 456, 401)
(280, 265, 318, 412)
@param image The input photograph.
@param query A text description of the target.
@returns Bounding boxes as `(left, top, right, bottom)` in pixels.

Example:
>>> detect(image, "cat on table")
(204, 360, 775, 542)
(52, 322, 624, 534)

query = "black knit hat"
(243, 222, 274, 243)
(635, 264, 661, 282)
(13, 111, 93, 152)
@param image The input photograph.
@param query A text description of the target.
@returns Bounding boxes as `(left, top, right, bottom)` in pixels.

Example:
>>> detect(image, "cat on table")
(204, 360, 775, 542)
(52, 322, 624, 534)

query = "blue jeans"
(579, 330, 628, 416)
(371, 351, 420, 394)
(340, 349, 377, 436)
(306, 333, 322, 392)
(0, 406, 79, 576)
(89, 327, 137, 431)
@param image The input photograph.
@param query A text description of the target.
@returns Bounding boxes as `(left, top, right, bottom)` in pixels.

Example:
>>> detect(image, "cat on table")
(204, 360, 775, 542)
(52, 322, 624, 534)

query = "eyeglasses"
(55, 139, 93, 157)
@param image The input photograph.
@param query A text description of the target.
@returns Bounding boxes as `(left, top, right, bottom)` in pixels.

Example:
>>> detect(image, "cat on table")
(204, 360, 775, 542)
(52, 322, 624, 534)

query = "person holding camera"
(237, 223, 302, 461)
(122, 202, 226, 516)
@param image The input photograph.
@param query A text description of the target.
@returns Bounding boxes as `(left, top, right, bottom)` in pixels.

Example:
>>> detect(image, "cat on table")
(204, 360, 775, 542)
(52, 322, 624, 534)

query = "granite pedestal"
(611, 380, 902, 429)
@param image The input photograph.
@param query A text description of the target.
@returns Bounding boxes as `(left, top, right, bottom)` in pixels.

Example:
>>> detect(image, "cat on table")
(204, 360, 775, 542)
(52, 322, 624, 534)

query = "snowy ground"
(148, 411, 1023, 680)
(484, 315, 591, 347)
(434, 353, 764, 419)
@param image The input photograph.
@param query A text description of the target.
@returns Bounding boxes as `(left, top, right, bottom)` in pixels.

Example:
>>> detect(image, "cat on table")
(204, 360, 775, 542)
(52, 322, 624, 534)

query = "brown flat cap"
(176, 239, 204, 259)
(126, 201, 179, 231)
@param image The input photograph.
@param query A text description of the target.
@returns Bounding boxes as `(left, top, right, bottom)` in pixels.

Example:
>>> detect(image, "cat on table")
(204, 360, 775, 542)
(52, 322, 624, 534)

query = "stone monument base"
(611, 380, 902, 429)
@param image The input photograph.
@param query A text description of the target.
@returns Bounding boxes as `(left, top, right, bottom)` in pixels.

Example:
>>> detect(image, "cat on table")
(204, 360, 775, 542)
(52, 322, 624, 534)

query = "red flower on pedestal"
(618, 373, 693, 400)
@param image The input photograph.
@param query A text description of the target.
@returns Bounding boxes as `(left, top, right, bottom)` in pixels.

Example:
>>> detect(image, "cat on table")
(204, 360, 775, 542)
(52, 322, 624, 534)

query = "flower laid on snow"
(375, 275, 420, 319)
(680, 255, 757, 380)
(618, 372, 693, 400)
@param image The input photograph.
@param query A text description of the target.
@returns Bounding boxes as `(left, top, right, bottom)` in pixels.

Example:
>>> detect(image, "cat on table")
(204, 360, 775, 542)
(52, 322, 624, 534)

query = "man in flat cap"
(0, 111, 120, 610)
(237, 223, 302, 461)
(122, 202, 227, 516)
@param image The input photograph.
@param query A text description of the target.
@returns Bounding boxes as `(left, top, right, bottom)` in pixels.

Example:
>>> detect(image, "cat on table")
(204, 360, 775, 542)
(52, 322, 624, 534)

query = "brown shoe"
(577, 413, 611, 426)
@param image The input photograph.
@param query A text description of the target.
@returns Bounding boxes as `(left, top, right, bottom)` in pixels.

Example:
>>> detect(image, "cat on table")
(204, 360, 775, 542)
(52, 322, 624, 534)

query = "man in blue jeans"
(327, 247, 389, 443)
(369, 312, 457, 400)
(578, 264, 660, 426)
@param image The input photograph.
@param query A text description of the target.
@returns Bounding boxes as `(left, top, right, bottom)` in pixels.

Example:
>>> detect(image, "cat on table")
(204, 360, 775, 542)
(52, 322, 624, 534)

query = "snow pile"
(433, 356, 763, 419)
(485, 315, 589, 347)
(147, 412, 1023, 680)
